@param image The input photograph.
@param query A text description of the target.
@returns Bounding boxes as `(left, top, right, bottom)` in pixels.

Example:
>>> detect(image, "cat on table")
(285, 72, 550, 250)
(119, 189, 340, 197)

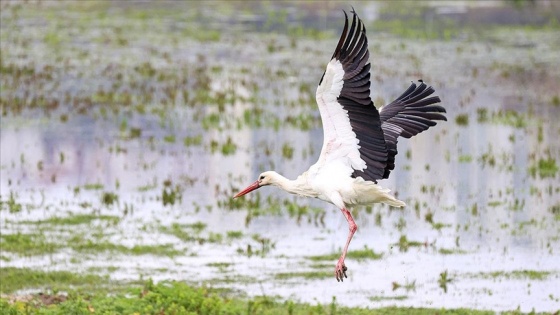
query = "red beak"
(233, 180, 260, 198)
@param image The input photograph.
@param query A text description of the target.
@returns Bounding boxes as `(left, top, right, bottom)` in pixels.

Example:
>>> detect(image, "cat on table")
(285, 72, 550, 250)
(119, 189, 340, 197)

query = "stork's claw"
(335, 263, 348, 282)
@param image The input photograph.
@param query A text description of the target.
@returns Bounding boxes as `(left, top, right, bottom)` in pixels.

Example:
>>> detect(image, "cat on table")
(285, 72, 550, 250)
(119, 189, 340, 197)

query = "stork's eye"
(259, 175, 265, 180)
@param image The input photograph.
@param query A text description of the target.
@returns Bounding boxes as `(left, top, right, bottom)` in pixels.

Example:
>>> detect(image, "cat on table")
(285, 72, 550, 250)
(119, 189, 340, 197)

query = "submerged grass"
(394, 235, 425, 252)
(20, 214, 120, 226)
(274, 270, 332, 280)
(0, 233, 60, 256)
(307, 246, 383, 262)
(369, 295, 408, 302)
(529, 158, 559, 178)
(468, 270, 554, 281)
(68, 236, 181, 257)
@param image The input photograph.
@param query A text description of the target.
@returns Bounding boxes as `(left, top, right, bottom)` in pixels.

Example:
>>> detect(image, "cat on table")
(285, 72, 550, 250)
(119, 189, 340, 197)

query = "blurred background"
(1, 0, 559, 312)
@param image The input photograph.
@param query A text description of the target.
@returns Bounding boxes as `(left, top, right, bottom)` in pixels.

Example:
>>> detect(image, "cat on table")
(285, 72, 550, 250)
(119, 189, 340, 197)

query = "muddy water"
(1, 1, 559, 312)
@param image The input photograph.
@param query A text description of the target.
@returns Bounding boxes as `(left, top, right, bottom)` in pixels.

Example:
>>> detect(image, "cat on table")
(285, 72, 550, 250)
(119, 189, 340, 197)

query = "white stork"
(234, 9, 446, 282)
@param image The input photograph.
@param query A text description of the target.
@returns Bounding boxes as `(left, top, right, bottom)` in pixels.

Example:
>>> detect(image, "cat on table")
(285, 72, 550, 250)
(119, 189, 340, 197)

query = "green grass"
(0, 233, 60, 256)
(371, 3, 461, 41)
(438, 248, 467, 255)
(68, 236, 182, 257)
(20, 214, 120, 226)
(0, 276, 504, 315)
(0, 192, 23, 213)
(206, 262, 232, 268)
(455, 114, 469, 126)
(529, 158, 559, 178)
(369, 295, 408, 302)
(101, 191, 118, 206)
(183, 135, 203, 146)
(226, 230, 243, 239)
(159, 223, 200, 242)
(468, 270, 553, 280)
(0, 267, 108, 294)
(82, 183, 103, 190)
(394, 235, 425, 252)
(491, 110, 527, 128)
(307, 246, 383, 262)
(274, 271, 332, 280)
(458, 155, 473, 163)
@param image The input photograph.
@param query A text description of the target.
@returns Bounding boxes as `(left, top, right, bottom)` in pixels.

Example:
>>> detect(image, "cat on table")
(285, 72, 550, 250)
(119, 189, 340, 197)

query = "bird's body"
(234, 9, 446, 282)
(257, 170, 405, 208)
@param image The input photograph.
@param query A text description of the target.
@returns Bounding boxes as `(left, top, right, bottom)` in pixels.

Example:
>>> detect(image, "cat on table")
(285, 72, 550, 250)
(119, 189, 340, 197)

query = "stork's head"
(233, 171, 277, 198)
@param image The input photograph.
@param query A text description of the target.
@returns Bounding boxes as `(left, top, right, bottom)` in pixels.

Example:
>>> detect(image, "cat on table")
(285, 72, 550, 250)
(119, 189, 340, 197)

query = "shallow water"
(1, 1, 559, 312)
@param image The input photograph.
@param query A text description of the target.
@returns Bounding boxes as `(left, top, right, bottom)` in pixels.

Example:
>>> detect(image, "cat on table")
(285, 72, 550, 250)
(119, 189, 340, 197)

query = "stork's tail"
(357, 179, 406, 207)
(382, 194, 406, 208)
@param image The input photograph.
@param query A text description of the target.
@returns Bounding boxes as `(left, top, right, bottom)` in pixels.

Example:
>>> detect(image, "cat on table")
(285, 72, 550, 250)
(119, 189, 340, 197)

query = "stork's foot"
(335, 259, 348, 282)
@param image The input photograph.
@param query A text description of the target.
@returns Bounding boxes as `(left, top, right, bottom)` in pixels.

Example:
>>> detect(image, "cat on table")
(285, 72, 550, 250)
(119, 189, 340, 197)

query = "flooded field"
(1, 1, 559, 313)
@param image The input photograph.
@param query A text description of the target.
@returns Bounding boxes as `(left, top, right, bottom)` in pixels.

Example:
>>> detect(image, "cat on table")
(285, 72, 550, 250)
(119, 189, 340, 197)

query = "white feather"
(313, 59, 366, 178)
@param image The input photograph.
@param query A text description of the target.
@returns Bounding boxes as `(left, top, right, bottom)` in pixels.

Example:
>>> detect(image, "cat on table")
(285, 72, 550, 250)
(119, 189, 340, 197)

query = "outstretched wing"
(379, 81, 447, 179)
(314, 10, 388, 182)
(313, 10, 446, 183)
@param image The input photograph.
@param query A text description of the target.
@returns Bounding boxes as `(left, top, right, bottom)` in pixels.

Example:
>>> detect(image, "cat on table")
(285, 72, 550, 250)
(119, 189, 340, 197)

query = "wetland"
(1, 1, 559, 313)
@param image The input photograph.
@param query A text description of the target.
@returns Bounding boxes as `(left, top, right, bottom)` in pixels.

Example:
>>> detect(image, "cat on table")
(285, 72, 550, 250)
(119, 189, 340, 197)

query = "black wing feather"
(321, 10, 446, 183)
(378, 82, 447, 177)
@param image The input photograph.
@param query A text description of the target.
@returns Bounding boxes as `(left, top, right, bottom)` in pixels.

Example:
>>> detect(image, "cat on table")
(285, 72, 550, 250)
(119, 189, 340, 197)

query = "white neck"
(269, 171, 317, 198)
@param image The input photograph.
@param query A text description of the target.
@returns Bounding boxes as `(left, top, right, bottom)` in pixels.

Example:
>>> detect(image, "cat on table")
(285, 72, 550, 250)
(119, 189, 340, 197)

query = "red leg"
(335, 208, 357, 282)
